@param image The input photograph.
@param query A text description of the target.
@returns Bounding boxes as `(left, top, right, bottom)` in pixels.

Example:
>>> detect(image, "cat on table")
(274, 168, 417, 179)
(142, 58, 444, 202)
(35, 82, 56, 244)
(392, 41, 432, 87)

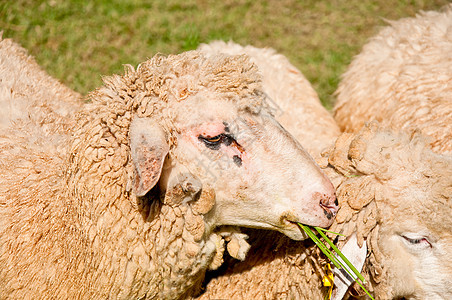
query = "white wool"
(334, 5, 452, 154)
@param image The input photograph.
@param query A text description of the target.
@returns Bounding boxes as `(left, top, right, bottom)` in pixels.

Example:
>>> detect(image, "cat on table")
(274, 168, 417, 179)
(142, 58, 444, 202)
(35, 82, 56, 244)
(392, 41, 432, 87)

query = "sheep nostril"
(321, 206, 334, 219)
(319, 195, 339, 220)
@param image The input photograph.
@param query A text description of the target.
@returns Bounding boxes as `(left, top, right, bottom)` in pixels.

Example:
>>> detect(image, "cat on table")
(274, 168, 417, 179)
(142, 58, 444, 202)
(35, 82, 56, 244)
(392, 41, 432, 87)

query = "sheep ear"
(129, 117, 169, 197)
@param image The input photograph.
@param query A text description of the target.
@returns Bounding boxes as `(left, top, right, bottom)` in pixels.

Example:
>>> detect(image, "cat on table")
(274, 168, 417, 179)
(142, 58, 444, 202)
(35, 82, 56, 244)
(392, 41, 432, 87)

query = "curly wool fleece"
(334, 6, 452, 154)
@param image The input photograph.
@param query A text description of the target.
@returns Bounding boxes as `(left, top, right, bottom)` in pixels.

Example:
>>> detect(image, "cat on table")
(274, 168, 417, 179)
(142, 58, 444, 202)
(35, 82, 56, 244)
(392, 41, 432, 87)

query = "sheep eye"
(198, 134, 225, 150)
(205, 135, 222, 143)
(198, 133, 236, 150)
(402, 235, 432, 248)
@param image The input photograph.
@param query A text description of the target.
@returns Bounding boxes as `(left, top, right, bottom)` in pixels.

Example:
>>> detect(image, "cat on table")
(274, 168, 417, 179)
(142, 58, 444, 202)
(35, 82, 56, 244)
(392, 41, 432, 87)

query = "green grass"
(299, 224, 374, 300)
(0, 0, 449, 109)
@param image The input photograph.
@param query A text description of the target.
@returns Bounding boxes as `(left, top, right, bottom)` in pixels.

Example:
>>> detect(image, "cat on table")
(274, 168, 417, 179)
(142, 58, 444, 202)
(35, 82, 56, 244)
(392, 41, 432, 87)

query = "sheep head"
(328, 123, 452, 299)
(122, 51, 338, 239)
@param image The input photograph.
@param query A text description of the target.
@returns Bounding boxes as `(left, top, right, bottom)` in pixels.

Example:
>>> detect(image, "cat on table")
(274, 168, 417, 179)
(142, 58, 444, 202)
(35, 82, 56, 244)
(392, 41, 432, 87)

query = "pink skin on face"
(182, 122, 249, 169)
(222, 142, 246, 164)
(189, 123, 225, 139)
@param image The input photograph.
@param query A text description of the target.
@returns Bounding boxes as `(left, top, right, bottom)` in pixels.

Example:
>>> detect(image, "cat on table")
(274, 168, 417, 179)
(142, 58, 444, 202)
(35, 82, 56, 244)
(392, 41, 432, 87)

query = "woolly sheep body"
(0, 49, 338, 299)
(0, 35, 82, 134)
(334, 6, 452, 154)
(195, 43, 452, 300)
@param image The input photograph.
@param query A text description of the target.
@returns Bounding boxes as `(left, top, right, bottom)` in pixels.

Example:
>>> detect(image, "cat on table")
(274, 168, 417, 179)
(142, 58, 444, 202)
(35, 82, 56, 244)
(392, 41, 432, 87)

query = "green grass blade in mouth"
(315, 227, 366, 283)
(298, 223, 342, 269)
(315, 227, 345, 236)
(297, 223, 375, 300)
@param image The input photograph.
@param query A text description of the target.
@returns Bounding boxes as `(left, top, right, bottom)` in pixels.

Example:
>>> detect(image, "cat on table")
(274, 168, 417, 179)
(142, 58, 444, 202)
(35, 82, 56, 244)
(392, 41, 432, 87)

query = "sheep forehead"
(171, 91, 240, 127)
(350, 125, 443, 168)
(140, 50, 261, 95)
(378, 178, 452, 233)
(130, 51, 264, 122)
(363, 130, 452, 215)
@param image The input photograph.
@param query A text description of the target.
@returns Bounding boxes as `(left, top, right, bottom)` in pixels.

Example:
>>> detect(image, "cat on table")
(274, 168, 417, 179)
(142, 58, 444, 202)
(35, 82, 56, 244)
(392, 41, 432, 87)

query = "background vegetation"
(0, 0, 449, 109)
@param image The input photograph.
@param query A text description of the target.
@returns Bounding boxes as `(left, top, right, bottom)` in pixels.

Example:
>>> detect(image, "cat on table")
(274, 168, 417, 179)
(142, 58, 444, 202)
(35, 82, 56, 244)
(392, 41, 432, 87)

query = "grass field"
(0, 0, 449, 109)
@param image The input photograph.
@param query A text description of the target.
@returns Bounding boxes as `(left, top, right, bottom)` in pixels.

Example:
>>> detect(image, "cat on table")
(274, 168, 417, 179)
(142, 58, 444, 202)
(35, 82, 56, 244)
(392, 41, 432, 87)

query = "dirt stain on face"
(233, 155, 242, 167)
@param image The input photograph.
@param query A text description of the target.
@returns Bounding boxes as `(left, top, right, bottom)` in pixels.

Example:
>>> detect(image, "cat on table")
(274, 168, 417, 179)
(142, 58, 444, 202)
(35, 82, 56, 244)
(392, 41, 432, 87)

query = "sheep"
(196, 123, 452, 300)
(329, 124, 452, 299)
(0, 50, 339, 299)
(194, 42, 452, 300)
(0, 34, 83, 134)
(198, 40, 340, 157)
(334, 5, 452, 154)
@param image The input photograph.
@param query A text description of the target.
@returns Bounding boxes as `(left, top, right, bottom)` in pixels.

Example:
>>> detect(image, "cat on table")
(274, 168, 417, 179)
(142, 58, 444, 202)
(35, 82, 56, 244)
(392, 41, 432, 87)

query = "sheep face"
(130, 89, 337, 240)
(376, 172, 452, 299)
(333, 124, 452, 299)
(377, 220, 452, 299)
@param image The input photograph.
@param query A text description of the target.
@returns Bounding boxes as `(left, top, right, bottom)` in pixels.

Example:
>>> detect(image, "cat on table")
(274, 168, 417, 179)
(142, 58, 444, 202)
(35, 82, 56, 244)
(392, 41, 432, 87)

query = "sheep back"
(0, 35, 82, 134)
(334, 6, 452, 154)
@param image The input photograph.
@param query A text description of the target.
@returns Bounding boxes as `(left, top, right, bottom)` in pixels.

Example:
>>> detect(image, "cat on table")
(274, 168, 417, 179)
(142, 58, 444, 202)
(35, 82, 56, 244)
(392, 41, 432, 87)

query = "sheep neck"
(63, 116, 219, 299)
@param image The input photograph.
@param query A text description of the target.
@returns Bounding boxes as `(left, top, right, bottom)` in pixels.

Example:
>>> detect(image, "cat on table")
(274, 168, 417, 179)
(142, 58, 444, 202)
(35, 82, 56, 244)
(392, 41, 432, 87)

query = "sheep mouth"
(280, 219, 309, 240)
